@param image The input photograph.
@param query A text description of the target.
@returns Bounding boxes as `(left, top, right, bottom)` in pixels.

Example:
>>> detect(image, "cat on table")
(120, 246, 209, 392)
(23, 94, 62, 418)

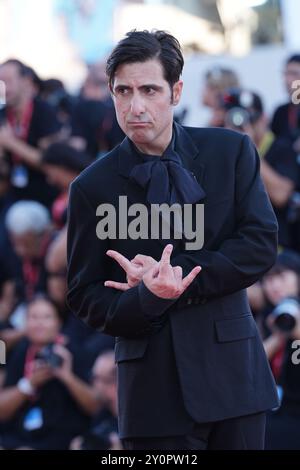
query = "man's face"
(111, 59, 183, 155)
(284, 61, 300, 97)
(0, 63, 25, 107)
(26, 299, 61, 345)
(92, 356, 116, 405)
(202, 83, 219, 109)
(263, 269, 299, 306)
(43, 164, 74, 190)
(10, 231, 43, 259)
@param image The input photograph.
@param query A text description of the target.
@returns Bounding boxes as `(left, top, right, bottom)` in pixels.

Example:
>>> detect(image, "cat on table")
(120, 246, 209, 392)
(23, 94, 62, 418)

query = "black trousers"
(122, 412, 266, 450)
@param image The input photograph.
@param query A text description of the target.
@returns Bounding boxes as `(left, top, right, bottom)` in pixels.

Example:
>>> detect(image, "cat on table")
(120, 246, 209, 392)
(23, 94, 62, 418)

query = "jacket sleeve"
(66, 180, 176, 338)
(172, 134, 278, 302)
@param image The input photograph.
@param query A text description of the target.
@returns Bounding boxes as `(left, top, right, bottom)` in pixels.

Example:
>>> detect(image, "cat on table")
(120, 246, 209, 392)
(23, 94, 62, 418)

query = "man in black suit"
(67, 30, 279, 450)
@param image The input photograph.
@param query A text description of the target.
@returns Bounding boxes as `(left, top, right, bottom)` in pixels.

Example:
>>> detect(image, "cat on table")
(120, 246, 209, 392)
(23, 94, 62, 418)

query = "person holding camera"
(0, 295, 98, 449)
(263, 136, 300, 253)
(220, 89, 271, 154)
(0, 60, 63, 209)
(70, 351, 121, 451)
(41, 142, 92, 229)
(201, 66, 240, 127)
(271, 54, 300, 141)
(221, 88, 299, 251)
(259, 250, 300, 449)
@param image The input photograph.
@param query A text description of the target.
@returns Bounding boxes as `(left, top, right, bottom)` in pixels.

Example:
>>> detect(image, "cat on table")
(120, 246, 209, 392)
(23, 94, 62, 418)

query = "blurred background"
(1, 0, 300, 452)
(0, 0, 297, 121)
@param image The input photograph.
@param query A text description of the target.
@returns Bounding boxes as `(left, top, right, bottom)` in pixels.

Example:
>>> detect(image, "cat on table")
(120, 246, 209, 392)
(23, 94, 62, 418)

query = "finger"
(106, 250, 131, 272)
(131, 256, 150, 268)
(173, 266, 183, 282)
(127, 275, 140, 285)
(143, 263, 160, 282)
(132, 256, 158, 272)
(159, 244, 173, 276)
(266, 315, 275, 328)
(131, 254, 145, 262)
(131, 258, 146, 269)
(131, 259, 143, 267)
(132, 254, 152, 264)
(104, 280, 130, 291)
(53, 344, 69, 358)
(34, 360, 49, 370)
(182, 266, 202, 291)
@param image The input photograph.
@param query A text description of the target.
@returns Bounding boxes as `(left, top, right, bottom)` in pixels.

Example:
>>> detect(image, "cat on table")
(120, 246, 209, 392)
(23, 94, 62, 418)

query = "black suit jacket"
(67, 123, 279, 438)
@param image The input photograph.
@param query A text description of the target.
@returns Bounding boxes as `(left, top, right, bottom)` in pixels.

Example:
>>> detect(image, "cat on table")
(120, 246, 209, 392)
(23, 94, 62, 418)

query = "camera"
(221, 89, 263, 132)
(35, 343, 63, 368)
(224, 107, 250, 132)
(271, 297, 300, 332)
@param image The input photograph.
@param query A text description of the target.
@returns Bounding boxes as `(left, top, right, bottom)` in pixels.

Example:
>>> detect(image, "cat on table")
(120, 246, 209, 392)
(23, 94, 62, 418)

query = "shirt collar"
(128, 125, 179, 162)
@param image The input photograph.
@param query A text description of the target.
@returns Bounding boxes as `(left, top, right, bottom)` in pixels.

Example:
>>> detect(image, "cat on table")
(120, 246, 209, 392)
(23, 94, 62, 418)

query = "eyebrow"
(114, 84, 164, 92)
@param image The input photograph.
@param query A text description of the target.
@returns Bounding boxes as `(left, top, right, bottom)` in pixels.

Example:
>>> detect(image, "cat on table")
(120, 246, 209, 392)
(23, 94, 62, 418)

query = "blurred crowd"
(1, 53, 300, 449)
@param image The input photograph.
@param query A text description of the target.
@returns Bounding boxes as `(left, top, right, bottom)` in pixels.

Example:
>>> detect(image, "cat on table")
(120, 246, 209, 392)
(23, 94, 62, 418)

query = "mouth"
(127, 122, 150, 127)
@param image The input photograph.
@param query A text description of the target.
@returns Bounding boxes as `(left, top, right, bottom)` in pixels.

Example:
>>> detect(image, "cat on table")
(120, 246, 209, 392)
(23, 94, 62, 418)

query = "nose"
(272, 279, 283, 294)
(130, 93, 146, 116)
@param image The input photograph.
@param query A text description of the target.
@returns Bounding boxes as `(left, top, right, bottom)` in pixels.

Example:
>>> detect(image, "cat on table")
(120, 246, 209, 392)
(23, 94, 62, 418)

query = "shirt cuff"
(138, 281, 178, 320)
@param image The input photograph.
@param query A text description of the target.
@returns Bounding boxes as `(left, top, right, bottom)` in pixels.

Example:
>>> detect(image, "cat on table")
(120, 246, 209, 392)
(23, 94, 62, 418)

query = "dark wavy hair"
(106, 29, 184, 93)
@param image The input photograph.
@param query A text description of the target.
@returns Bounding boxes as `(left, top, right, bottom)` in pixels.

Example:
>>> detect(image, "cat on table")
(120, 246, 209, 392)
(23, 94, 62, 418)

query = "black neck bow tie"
(129, 147, 205, 205)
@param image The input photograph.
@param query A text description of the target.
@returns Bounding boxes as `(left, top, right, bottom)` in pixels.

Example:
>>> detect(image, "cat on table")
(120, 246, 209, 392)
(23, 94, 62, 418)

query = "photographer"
(5, 201, 53, 304)
(271, 54, 300, 141)
(263, 137, 300, 252)
(0, 59, 61, 208)
(0, 295, 98, 449)
(221, 89, 298, 249)
(42, 142, 92, 229)
(70, 351, 121, 451)
(220, 89, 272, 154)
(259, 250, 300, 449)
(201, 66, 240, 127)
(70, 63, 124, 159)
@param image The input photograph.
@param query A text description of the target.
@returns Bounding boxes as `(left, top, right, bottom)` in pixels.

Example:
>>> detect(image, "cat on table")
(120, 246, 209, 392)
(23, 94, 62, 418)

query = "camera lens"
(272, 298, 300, 332)
(274, 313, 297, 332)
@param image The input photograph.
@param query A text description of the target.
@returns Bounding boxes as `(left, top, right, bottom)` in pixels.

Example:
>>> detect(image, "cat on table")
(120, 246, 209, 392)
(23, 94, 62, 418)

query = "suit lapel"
(118, 137, 148, 207)
(173, 121, 206, 195)
(172, 123, 206, 251)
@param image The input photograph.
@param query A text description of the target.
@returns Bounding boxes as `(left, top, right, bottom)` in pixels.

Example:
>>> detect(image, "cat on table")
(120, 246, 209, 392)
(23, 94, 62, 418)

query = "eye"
(115, 87, 129, 96)
(144, 86, 156, 95)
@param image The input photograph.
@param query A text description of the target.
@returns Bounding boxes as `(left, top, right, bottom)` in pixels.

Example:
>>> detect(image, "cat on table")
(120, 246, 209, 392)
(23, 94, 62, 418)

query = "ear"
(172, 80, 183, 106)
(109, 80, 115, 99)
